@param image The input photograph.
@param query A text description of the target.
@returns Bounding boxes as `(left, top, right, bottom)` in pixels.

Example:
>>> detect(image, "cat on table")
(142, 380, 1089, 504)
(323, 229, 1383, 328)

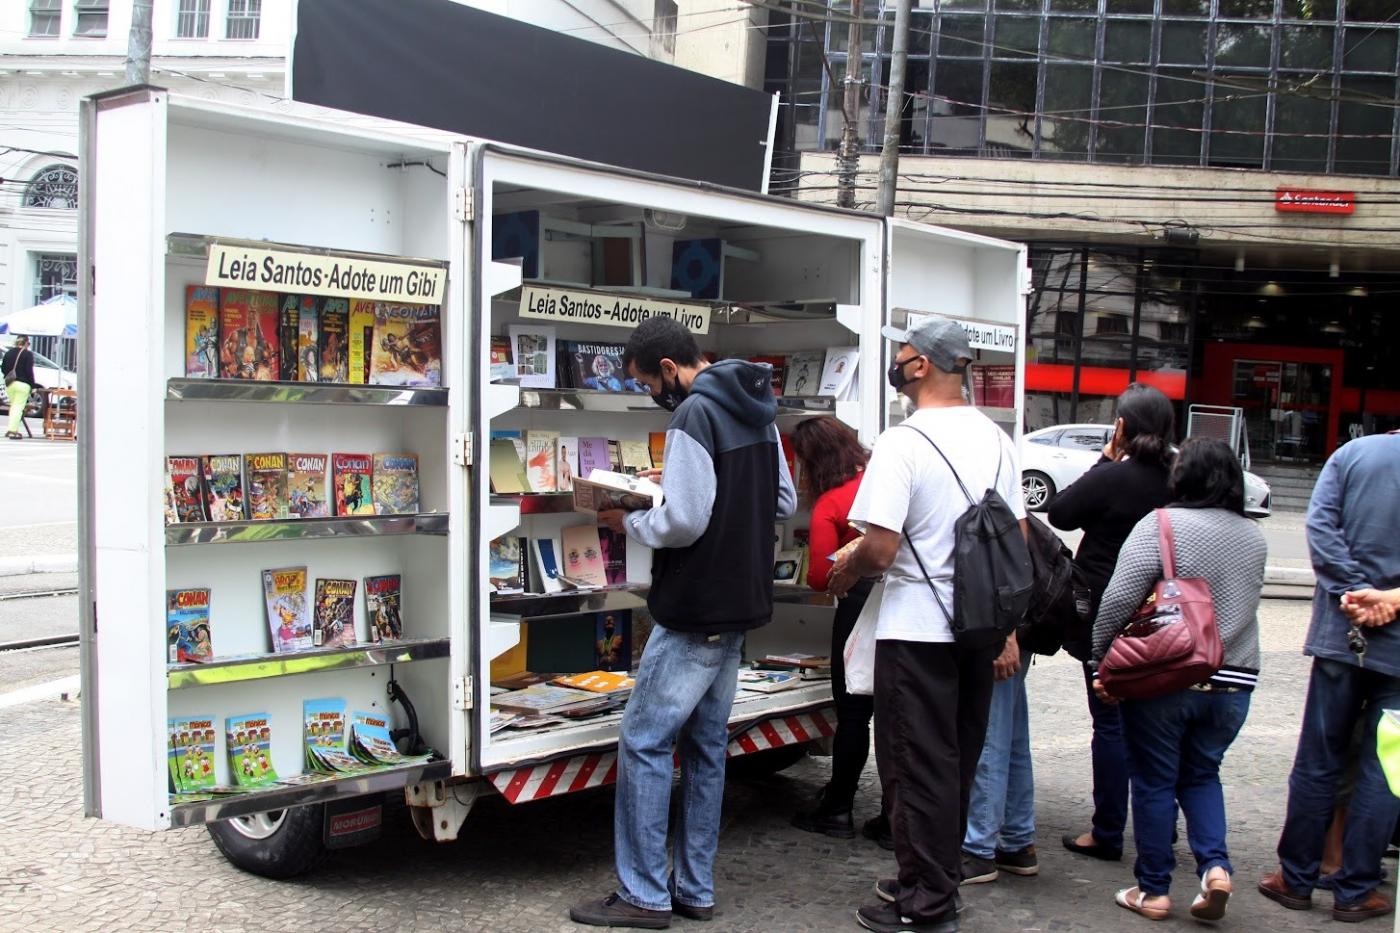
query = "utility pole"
(835, 0, 863, 209)
(125, 1, 154, 85)
(876, 0, 913, 217)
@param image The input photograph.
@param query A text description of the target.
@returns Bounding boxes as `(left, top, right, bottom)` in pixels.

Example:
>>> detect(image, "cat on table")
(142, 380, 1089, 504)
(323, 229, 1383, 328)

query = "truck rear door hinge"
(454, 187, 474, 222)
(453, 676, 473, 711)
(452, 432, 472, 467)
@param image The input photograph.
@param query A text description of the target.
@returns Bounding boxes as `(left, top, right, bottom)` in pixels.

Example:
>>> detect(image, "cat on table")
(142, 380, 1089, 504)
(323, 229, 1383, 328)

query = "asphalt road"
(0, 435, 77, 558)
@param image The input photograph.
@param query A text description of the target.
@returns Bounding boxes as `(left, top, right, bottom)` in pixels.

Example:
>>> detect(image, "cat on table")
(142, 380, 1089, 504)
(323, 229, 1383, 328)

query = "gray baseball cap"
(881, 314, 973, 373)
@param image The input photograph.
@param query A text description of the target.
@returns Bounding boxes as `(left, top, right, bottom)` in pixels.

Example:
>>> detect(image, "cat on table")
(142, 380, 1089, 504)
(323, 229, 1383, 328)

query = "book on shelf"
(762, 652, 830, 669)
(748, 355, 786, 395)
(493, 429, 527, 461)
(577, 437, 610, 479)
(277, 294, 300, 382)
(248, 291, 282, 381)
(648, 432, 666, 470)
(166, 456, 207, 523)
(347, 299, 376, 385)
(598, 526, 628, 585)
(312, 578, 357, 648)
(168, 716, 218, 793)
(558, 340, 647, 393)
(970, 363, 1016, 408)
(202, 454, 245, 522)
(331, 452, 375, 516)
(303, 698, 371, 774)
(370, 303, 442, 387)
(556, 436, 579, 493)
(619, 440, 652, 476)
(364, 574, 403, 642)
(297, 296, 320, 382)
(783, 350, 823, 397)
(737, 669, 803, 693)
(554, 670, 635, 694)
(774, 548, 805, 585)
(490, 670, 551, 692)
(572, 469, 664, 516)
(818, 346, 859, 399)
(489, 535, 527, 594)
(489, 335, 514, 382)
(217, 289, 252, 379)
(560, 524, 609, 587)
(318, 297, 350, 382)
(164, 467, 177, 526)
(351, 710, 431, 766)
(528, 537, 565, 594)
(226, 713, 279, 787)
(491, 683, 597, 715)
(246, 452, 289, 521)
(372, 452, 420, 514)
(184, 285, 220, 378)
(286, 453, 329, 519)
(606, 439, 623, 473)
(263, 565, 313, 653)
(508, 324, 556, 389)
(166, 587, 213, 664)
(594, 609, 632, 672)
(525, 430, 559, 493)
(488, 438, 530, 494)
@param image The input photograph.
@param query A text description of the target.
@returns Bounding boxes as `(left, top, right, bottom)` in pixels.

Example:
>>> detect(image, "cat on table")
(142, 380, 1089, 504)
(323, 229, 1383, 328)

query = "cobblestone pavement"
(1, 599, 1390, 932)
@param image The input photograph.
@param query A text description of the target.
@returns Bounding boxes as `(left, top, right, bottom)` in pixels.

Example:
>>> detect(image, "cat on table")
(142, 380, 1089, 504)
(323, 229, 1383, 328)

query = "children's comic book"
(262, 565, 312, 653)
(201, 454, 245, 522)
(312, 577, 357, 648)
(296, 297, 319, 382)
(184, 285, 220, 378)
(167, 456, 207, 523)
(166, 720, 183, 792)
(218, 289, 252, 379)
(226, 713, 279, 787)
(348, 300, 377, 385)
(166, 587, 213, 664)
(303, 698, 369, 773)
(370, 303, 442, 387)
(248, 290, 282, 381)
(363, 574, 403, 642)
(350, 710, 432, 766)
(170, 716, 218, 792)
(163, 467, 178, 526)
(277, 294, 300, 381)
(371, 453, 419, 514)
(319, 298, 350, 383)
(331, 452, 375, 516)
(245, 452, 288, 521)
(286, 453, 329, 519)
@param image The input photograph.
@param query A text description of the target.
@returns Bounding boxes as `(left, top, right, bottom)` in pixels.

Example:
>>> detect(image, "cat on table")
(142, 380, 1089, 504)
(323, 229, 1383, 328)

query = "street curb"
(0, 554, 78, 577)
(1265, 566, 1315, 587)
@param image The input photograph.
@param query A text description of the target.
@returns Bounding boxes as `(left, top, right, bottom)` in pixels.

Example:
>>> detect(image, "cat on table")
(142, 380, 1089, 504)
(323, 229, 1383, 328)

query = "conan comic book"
(371, 452, 419, 514)
(262, 565, 312, 653)
(319, 298, 350, 383)
(296, 297, 319, 382)
(226, 713, 279, 787)
(248, 290, 282, 381)
(166, 456, 207, 523)
(369, 303, 442, 387)
(201, 454, 245, 522)
(184, 285, 219, 378)
(348, 299, 377, 385)
(363, 574, 402, 642)
(286, 453, 329, 519)
(245, 452, 288, 521)
(277, 294, 300, 381)
(166, 587, 212, 664)
(218, 289, 252, 378)
(312, 577, 357, 648)
(303, 697, 369, 773)
(169, 716, 218, 793)
(331, 452, 374, 516)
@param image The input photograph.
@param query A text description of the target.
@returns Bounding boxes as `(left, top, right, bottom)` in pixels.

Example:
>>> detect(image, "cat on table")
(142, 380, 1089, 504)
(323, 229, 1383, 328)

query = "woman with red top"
(790, 417, 889, 844)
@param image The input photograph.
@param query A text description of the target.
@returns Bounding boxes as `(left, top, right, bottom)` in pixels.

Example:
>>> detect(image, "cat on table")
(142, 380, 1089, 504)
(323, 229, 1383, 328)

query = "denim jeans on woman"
(1119, 687, 1251, 896)
(614, 624, 744, 912)
(963, 647, 1035, 860)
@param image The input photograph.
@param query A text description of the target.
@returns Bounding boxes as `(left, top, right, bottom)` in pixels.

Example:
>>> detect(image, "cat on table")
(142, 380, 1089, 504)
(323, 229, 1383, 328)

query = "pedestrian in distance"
(3, 335, 37, 440)
(1090, 437, 1267, 923)
(569, 316, 796, 931)
(1260, 430, 1400, 924)
(828, 314, 1026, 933)
(1049, 384, 1177, 863)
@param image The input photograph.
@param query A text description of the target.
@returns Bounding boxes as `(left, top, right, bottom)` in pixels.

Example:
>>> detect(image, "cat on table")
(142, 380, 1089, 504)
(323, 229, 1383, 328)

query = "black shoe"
(960, 852, 998, 886)
(875, 881, 962, 915)
(994, 845, 1040, 877)
(856, 902, 958, 933)
(1061, 832, 1122, 862)
(792, 805, 856, 839)
(863, 814, 895, 851)
(671, 902, 713, 922)
(569, 893, 671, 929)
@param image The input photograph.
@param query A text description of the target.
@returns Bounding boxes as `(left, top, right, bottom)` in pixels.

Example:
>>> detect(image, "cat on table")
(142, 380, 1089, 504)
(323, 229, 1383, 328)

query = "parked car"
(0, 340, 77, 418)
(1021, 423, 1272, 517)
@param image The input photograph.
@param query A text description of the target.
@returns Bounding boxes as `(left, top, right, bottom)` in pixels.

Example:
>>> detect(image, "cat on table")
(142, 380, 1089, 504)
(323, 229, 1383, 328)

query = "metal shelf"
(169, 759, 452, 827)
(167, 378, 449, 407)
(167, 636, 450, 690)
(489, 493, 574, 515)
(488, 582, 829, 619)
(164, 512, 449, 546)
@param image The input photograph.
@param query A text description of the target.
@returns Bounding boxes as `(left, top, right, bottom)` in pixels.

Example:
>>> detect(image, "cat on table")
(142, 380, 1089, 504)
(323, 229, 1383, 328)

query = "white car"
(0, 342, 77, 417)
(1021, 423, 1272, 518)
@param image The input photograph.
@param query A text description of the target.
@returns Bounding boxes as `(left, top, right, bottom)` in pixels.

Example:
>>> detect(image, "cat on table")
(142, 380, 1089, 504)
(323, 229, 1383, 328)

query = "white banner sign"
(206, 243, 446, 304)
(519, 284, 712, 335)
(905, 311, 1017, 353)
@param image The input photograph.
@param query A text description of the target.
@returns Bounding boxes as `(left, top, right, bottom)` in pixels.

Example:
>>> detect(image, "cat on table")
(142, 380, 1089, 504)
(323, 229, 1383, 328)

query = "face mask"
(652, 376, 687, 412)
(887, 356, 920, 393)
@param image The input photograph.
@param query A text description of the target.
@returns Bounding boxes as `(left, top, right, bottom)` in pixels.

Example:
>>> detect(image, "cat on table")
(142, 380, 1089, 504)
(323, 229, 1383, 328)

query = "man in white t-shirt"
(829, 314, 1026, 933)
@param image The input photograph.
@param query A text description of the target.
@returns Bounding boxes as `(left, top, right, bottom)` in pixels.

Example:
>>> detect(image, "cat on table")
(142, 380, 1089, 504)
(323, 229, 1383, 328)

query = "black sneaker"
(960, 853, 998, 885)
(856, 902, 959, 933)
(792, 805, 856, 839)
(875, 880, 963, 915)
(863, 813, 896, 851)
(994, 845, 1039, 877)
(569, 893, 671, 929)
(671, 902, 713, 922)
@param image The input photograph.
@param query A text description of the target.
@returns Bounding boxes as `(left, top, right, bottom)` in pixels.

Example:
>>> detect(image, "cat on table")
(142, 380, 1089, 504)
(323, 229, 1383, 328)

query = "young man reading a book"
(569, 316, 796, 930)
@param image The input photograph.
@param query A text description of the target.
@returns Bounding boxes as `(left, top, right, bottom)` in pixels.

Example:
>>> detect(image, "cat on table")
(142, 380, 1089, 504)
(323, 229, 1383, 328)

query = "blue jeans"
(963, 648, 1035, 859)
(614, 624, 744, 912)
(1277, 657, 1400, 907)
(1083, 665, 1130, 852)
(1120, 688, 1251, 897)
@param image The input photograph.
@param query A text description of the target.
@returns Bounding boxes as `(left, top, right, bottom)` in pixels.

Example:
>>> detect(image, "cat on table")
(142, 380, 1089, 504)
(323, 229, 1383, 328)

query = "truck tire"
(206, 804, 327, 879)
(726, 741, 810, 780)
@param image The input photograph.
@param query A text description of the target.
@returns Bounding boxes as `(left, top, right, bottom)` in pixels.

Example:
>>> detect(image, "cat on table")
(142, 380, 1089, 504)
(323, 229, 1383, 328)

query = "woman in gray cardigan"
(1090, 438, 1267, 923)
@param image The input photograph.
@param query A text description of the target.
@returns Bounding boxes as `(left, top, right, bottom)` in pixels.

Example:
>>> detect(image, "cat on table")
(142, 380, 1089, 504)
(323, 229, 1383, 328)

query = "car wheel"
(1021, 471, 1055, 512)
(206, 804, 327, 879)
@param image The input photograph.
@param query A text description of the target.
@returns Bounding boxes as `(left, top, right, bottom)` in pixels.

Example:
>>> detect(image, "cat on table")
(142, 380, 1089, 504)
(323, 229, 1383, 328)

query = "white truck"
(77, 87, 1027, 876)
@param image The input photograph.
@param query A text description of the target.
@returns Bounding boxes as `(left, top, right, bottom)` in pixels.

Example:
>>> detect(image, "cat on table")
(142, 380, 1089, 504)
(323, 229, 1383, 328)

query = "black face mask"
(887, 356, 921, 392)
(652, 376, 687, 412)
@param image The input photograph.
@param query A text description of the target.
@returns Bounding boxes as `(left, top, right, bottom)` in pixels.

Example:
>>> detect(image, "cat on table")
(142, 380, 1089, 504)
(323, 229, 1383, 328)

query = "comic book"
(262, 565, 312, 653)
(312, 578, 357, 648)
(370, 303, 442, 387)
(286, 453, 329, 519)
(166, 456, 207, 523)
(558, 340, 646, 393)
(277, 294, 300, 381)
(163, 467, 178, 526)
(166, 587, 212, 664)
(783, 350, 824, 397)
(296, 297, 319, 382)
(371, 452, 419, 515)
(245, 452, 288, 521)
(350, 710, 432, 766)
(363, 574, 403, 642)
(166, 720, 183, 792)
(489, 535, 526, 593)
(318, 297, 350, 383)
(331, 452, 375, 516)
(201, 454, 244, 522)
(170, 716, 218, 793)
(217, 289, 253, 378)
(184, 285, 220, 378)
(303, 697, 369, 773)
(248, 290, 281, 381)
(348, 300, 377, 385)
(226, 713, 279, 787)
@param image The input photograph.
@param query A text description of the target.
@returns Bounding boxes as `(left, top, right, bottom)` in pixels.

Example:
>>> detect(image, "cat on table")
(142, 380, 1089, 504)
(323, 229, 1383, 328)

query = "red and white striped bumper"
(487, 707, 836, 805)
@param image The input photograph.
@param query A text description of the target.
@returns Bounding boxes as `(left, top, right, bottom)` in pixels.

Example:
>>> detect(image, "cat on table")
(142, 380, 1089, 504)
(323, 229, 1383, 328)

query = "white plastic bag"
(843, 579, 884, 696)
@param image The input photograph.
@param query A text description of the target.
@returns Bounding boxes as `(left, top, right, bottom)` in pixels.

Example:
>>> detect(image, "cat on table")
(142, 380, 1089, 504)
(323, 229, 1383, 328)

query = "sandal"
(1116, 886, 1171, 921)
(1191, 868, 1232, 922)
(5, 432, 21, 440)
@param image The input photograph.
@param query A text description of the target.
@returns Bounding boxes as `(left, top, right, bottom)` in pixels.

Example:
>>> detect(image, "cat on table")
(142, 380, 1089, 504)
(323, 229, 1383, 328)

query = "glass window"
(1025, 394, 1077, 432)
(1161, 21, 1209, 64)
(1105, 0, 1154, 12)
(930, 59, 986, 155)
(176, 0, 210, 38)
(1049, 0, 1096, 9)
(1346, 0, 1397, 22)
(1047, 17, 1097, 57)
(23, 164, 77, 209)
(995, 0, 1041, 8)
(28, 0, 59, 37)
(73, 0, 108, 37)
(226, 0, 261, 39)
(1104, 19, 1152, 62)
(1060, 428, 1111, 449)
(1343, 27, 1397, 71)
(1281, 26, 1335, 68)
(986, 61, 1038, 155)
(1097, 69, 1150, 162)
(1162, 0, 1210, 13)
(1041, 64, 1094, 159)
(1216, 24, 1274, 67)
(1335, 76, 1394, 174)
(1272, 92, 1331, 172)
(942, 0, 988, 9)
(1153, 70, 1206, 164)
(1210, 84, 1268, 167)
(1283, 0, 1336, 17)
(1220, 0, 1278, 15)
(993, 15, 1041, 57)
(1029, 430, 1062, 445)
(939, 14, 987, 57)
(790, 33, 825, 150)
(33, 254, 76, 306)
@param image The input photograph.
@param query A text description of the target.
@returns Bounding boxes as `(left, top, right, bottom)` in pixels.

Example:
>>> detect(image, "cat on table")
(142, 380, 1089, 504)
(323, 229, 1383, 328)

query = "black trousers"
(826, 581, 875, 811)
(874, 638, 1000, 923)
